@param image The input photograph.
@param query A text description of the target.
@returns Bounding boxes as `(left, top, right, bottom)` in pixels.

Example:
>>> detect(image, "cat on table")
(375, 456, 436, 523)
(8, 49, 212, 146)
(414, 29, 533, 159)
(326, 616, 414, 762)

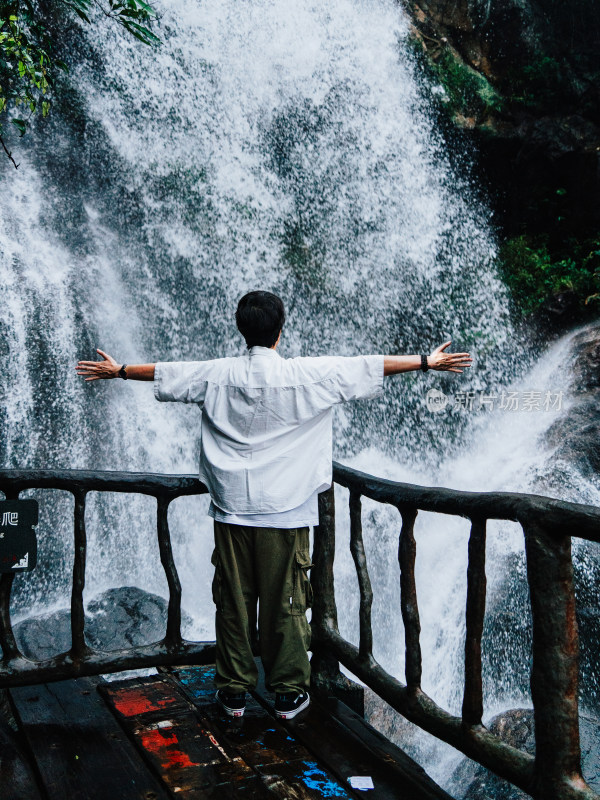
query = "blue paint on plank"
(298, 760, 351, 798)
(177, 667, 216, 697)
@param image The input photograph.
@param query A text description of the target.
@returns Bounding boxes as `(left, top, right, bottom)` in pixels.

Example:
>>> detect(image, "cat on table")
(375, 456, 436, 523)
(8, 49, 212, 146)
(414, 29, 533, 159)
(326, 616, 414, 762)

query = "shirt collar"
(247, 346, 281, 358)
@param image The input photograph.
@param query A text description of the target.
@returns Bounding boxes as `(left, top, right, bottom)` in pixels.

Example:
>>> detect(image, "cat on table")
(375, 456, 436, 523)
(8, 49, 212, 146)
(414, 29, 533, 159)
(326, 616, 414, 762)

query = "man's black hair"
(236, 291, 285, 349)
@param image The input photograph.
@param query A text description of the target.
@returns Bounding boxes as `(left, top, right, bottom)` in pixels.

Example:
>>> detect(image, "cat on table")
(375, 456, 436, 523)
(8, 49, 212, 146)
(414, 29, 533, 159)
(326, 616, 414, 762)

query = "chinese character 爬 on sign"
(0, 500, 38, 573)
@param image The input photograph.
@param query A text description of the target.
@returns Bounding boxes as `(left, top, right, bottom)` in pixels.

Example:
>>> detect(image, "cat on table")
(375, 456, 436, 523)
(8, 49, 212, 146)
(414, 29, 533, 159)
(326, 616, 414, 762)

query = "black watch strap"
(118, 364, 128, 380)
(420, 354, 429, 372)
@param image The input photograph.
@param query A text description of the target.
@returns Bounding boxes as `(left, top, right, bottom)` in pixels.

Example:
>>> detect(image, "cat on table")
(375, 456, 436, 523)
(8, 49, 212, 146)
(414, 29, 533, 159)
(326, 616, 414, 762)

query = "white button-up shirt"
(153, 347, 385, 514)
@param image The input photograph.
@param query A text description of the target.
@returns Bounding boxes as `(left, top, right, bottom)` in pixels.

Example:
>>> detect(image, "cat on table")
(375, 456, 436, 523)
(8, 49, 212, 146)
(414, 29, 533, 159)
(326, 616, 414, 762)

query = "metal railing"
(310, 463, 600, 800)
(1, 465, 599, 800)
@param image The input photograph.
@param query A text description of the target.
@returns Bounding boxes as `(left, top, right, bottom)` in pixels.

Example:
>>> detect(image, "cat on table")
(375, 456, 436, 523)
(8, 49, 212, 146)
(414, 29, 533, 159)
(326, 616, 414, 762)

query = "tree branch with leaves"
(0, 0, 160, 168)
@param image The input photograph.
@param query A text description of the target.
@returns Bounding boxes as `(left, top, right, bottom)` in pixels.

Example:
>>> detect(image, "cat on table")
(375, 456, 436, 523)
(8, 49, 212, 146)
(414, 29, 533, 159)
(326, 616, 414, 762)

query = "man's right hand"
(76, 349, 121, 381)
(427, 341, 472, 373)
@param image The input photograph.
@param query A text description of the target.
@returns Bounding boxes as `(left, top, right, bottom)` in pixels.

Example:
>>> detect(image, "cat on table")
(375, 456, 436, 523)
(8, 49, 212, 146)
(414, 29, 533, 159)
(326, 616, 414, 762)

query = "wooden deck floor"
(0, 663, 452, 800)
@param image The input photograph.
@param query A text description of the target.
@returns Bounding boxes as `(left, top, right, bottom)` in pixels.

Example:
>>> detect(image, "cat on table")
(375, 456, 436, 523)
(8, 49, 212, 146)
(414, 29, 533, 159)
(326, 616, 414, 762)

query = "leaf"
(64, 2, 91, 23)
(11, 118, 27, 135)
(121, 19, 160, 44)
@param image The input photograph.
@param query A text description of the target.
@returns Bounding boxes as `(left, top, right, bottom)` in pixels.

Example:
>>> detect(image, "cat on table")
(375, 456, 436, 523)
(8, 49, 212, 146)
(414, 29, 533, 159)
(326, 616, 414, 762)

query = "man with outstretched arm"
(76, 290, 472, 720)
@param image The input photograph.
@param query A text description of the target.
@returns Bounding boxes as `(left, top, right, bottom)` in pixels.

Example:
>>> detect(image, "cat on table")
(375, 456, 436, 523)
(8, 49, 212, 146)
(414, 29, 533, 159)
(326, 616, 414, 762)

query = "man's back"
(154, 346, 384, 514)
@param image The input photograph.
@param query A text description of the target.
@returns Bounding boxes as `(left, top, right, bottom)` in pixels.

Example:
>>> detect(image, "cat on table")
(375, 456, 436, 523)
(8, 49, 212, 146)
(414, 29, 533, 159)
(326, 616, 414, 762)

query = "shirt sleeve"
(153, 361, 213, 405)
(331, 354, 385, 403)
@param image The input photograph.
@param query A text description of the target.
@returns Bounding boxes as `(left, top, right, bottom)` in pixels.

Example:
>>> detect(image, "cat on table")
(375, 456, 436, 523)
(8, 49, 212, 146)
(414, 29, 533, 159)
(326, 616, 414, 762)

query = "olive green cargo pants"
(211, 520, 313, 695)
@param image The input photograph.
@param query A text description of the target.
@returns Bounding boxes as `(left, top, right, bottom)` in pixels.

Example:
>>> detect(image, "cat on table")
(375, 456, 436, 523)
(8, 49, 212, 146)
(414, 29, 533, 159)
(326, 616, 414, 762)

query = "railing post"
(349, 491, 374, 663)
(310, 486, 364, 715)
(156, 496, 182, 649)
(398, 505, 421, 694)
(311, 486, 339, 687)
(462, 516, 487, 727)
(71, 489, 89, 660)
(523, 517, 583, 799)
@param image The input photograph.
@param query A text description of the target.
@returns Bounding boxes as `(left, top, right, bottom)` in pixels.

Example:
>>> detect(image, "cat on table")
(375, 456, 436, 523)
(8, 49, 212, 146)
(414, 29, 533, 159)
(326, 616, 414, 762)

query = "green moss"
(438, 50, 503, 116)
(497, 234, 600, 317)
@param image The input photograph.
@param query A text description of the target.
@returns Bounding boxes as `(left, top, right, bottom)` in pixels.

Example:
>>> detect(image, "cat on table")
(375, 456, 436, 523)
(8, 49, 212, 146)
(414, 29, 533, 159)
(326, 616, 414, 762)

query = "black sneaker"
(215, 689, 246, 717)
(274, 690, 310, 719)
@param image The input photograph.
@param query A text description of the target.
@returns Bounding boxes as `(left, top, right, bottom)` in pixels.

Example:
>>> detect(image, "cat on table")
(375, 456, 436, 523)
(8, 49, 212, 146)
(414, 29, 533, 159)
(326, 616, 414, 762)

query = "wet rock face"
(10, 586, 194, 660)
(544, 324, 600, 482)
(402, 0, 600, 234)
(449, 708, 600, 799)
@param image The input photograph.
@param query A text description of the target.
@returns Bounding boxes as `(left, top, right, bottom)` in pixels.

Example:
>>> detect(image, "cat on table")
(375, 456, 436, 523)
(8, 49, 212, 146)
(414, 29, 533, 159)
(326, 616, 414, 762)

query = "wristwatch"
(118, 364, 128, 380)
(420, 355, 429, 372)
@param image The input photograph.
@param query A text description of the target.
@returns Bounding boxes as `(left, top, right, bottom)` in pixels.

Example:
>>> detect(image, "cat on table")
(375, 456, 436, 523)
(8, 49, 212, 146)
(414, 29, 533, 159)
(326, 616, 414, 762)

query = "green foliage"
(506, 56, 571, 111)
(0, 0, 159, 164)
(497, 233, 600, 317)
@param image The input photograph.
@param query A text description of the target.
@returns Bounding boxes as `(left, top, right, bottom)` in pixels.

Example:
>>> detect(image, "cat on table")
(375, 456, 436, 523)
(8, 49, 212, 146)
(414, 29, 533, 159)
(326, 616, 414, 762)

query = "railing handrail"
(310, 466, 600, 800)
(0, 468, 207, 497)
(333, 462, 600, 541)
(2, 463, 600, 540)
(0, 468, 214, 688)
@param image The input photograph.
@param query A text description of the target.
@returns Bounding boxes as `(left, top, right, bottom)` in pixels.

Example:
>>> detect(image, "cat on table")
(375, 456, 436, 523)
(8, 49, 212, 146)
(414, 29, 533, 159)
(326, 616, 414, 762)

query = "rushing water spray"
(4, 0, 596, 792)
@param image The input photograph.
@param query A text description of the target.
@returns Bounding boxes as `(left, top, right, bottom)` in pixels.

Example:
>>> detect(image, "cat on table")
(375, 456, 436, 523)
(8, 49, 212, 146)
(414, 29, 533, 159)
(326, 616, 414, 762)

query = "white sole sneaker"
(215, 690, 245, 717)
(275, 692, 310, 719)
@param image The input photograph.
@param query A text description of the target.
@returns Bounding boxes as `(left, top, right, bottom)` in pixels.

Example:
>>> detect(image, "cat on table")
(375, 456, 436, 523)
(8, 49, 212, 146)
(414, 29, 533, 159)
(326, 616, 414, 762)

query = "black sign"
(0, 500, 38, 573)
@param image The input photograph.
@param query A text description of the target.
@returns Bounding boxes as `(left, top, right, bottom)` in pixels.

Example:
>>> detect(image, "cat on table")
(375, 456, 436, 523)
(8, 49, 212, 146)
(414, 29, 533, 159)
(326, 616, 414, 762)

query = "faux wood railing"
(0, 469, 215, 685)
(310, 463, 600, 800)
(1, 465, 599, 800)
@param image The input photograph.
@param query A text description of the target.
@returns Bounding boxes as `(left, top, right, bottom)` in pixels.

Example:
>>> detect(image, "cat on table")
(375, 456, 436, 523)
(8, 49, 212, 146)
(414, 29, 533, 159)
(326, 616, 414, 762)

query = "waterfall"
(335, 322, 600, 785)
(4, 0, 595, 792)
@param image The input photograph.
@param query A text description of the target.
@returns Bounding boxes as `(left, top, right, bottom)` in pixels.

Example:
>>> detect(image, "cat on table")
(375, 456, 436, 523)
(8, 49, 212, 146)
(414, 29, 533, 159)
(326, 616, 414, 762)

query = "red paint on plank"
(139, 727, 199, 770)
(110, 687, 180, 717)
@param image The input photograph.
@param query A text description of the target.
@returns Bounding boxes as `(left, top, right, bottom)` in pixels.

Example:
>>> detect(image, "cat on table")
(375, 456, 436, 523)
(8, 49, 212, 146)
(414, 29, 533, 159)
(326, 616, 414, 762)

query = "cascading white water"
(3, 0, 597, 793)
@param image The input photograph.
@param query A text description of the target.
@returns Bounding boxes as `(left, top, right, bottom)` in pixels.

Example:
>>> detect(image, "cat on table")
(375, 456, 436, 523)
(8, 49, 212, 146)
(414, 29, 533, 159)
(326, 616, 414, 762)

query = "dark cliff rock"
(544, 323, 600, 482)
(401, 0, 600, 237)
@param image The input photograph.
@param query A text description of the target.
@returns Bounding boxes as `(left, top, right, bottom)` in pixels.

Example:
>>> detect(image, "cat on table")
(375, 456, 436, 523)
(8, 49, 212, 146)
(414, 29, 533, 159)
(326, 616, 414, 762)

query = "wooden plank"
(257, 761, 354, 799)
(171, 666, 310, 767)
(101, 675, 265, 798)
(324, 698, 454, 800)
(9, 675, 171, 800)
(250, 662, 452, 800)
(0, 714, 44, 800)
(166, 666, 354, 800)
(98, 674, 191, 721)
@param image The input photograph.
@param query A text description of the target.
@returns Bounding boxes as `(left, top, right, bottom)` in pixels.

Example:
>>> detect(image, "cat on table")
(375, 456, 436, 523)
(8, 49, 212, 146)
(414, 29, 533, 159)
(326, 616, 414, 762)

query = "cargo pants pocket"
(211, 548, 223, 612)
(291, 550, 313, 616)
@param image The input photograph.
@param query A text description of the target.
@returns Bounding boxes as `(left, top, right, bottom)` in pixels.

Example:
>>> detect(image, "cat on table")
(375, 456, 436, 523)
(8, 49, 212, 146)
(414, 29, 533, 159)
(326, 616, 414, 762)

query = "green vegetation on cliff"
(498, 234, 600, 318)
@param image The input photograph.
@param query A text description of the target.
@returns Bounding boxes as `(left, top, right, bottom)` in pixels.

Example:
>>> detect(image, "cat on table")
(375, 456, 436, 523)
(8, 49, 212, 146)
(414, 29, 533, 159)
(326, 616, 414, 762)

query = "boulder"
(10, 585, 194, 661)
